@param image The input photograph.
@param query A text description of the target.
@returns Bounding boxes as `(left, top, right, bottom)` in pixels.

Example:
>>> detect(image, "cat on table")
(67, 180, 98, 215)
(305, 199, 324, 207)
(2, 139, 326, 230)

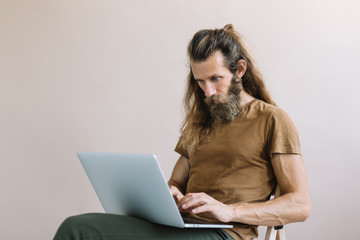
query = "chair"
(264, 186, 286, 240)
(264, 225, 286, 240)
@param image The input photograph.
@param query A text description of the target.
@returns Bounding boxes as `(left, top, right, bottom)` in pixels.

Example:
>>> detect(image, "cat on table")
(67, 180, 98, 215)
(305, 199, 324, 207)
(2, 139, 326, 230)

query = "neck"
(239, 89, 255, 108)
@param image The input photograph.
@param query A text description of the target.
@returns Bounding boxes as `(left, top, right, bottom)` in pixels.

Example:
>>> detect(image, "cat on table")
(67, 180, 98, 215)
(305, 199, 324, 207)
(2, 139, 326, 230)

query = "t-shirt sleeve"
(267, 108, 301, 157)
(174, 137, 190, 159)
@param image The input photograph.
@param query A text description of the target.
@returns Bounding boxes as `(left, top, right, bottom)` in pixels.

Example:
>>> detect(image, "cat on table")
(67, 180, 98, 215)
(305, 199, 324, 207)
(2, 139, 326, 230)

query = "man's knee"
(54, 213, 97, 240)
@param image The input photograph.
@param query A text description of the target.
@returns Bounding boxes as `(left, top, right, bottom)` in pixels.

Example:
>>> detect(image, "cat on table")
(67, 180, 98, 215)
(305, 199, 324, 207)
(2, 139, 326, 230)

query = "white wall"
(1, 0, 359, 239)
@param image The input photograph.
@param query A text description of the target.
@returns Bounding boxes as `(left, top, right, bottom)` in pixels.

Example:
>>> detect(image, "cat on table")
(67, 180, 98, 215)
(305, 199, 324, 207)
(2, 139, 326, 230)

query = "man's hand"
(169, 185, 184, 204)
(177, 192, 233, 223)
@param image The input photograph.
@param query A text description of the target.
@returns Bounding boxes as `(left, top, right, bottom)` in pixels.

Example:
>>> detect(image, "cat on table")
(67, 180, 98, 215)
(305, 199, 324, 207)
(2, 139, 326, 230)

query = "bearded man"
(168, 24, 311, 240)
(54, 24, 311, 240)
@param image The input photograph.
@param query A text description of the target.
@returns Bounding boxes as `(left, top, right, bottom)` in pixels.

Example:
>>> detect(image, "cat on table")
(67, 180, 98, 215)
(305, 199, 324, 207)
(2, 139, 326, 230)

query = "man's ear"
(236, 59, 247, 78)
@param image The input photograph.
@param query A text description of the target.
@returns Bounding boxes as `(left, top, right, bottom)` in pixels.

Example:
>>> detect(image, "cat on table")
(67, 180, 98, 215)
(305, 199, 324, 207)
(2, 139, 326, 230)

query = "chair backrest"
(264, 186, 286, 240)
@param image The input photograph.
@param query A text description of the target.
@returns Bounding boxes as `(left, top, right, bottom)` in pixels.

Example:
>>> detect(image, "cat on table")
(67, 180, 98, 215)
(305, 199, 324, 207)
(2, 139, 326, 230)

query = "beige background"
(1, 0, 360, 239)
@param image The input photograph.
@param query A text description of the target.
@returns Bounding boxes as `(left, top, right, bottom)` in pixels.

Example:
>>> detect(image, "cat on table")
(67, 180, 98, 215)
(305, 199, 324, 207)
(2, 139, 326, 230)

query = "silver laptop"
(77, 152, 233, 228)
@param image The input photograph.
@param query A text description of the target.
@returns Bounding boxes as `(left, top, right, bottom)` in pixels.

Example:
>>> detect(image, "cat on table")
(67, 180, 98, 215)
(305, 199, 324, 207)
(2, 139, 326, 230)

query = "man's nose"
(204, 83, 216, 97)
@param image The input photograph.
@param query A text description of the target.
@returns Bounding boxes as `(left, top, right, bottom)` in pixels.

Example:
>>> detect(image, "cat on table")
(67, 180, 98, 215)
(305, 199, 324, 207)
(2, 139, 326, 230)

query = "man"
(168, 24, 311, 239)
(54, 24, 311, 240)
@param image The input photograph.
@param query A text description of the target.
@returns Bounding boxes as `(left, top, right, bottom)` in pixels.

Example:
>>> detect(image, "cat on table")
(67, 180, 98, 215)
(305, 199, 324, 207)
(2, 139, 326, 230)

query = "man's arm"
(178, 154, 311, 225)
(168, 156, 190, 195)
(228, 153, 311, 225)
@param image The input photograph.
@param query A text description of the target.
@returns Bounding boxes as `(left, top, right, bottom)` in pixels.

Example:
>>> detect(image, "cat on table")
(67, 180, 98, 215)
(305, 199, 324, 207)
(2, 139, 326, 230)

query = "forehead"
(190, 51, 230, 79)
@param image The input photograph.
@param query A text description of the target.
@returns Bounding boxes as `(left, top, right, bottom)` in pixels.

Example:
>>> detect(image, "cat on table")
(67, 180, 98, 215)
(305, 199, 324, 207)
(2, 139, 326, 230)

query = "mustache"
(204, 94, 229, 105)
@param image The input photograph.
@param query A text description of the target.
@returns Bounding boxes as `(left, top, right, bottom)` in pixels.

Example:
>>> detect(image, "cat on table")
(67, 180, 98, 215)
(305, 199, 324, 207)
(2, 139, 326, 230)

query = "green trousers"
(53, 213, 234, 240)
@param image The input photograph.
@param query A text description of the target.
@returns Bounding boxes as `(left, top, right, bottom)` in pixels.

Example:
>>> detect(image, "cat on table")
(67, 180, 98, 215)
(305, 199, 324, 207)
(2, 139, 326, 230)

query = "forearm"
(168, 156, 190, 194)
(229, 192, 311, 226)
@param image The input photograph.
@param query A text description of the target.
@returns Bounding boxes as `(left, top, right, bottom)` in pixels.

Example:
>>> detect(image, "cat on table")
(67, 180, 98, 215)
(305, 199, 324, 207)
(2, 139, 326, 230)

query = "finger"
(169, 186, 180, 195)
(169, 186, 183, 205)
(191, 203, 209, 214)
(180, 195, 207, 210)
(175, 194, 183, 203)
(170, 186, 183, 197)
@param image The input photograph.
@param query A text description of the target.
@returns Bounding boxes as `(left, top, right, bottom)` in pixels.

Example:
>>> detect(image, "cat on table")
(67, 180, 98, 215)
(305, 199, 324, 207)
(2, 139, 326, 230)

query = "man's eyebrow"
(194, 74, 222, 81)
(208, 74, 223, 80)
(211, 74, 222, 78)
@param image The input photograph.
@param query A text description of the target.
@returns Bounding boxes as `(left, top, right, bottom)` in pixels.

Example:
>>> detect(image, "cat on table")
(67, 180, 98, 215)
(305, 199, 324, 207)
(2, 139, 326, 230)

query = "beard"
(204, 77, 242, 124)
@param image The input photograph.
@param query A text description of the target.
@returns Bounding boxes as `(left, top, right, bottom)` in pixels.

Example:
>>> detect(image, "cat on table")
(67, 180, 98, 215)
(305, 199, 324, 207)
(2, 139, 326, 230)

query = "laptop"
(77, 152, 233, 228)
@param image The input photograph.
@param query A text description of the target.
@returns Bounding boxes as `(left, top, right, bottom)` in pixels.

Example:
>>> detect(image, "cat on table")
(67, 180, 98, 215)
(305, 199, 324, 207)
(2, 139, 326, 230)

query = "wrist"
(225, 204, 237, 223)
(227, 203, 245, 223)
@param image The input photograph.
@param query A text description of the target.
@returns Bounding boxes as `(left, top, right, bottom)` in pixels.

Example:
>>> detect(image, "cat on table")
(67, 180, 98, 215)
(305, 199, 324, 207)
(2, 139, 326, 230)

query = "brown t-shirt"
(174, 99, 301, 240)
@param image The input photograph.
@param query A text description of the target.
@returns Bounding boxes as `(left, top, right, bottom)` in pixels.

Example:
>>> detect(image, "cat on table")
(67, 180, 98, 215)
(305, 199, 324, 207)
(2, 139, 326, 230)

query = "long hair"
(179, 24, 276, 151)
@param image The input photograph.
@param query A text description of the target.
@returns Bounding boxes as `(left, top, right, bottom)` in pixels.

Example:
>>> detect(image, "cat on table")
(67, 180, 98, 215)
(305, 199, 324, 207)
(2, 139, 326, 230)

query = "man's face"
(191, 50, 234, 103)
(191, 50, 242, 123)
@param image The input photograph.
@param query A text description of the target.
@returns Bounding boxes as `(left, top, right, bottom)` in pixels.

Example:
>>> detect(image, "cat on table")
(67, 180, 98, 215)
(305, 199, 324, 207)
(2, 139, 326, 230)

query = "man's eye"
(211, 76, 220, 82)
